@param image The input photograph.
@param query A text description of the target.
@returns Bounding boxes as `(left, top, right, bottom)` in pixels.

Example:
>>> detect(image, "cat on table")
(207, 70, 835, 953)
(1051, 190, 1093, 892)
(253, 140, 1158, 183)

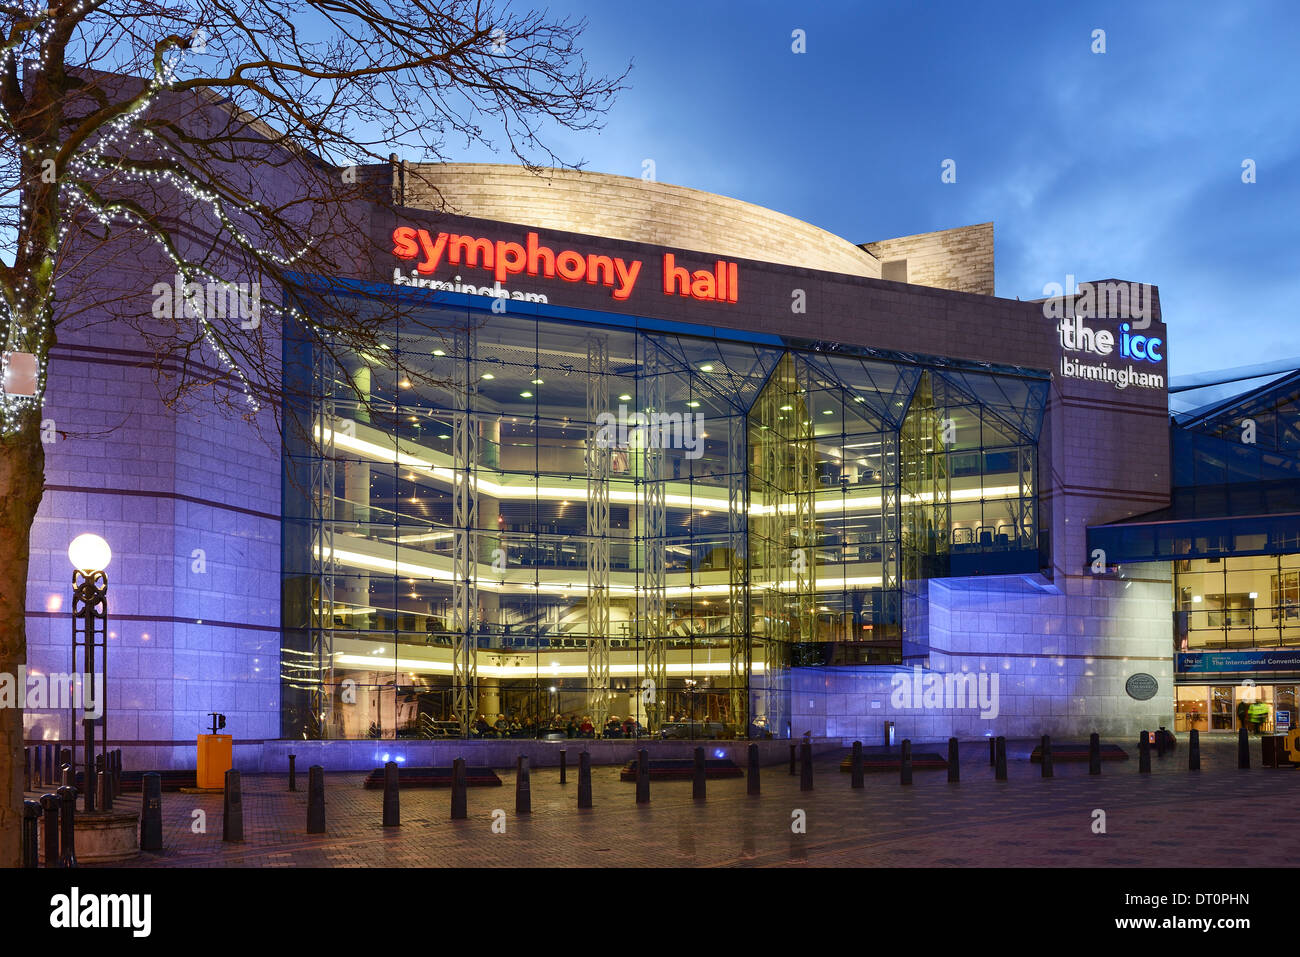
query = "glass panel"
(283, 290, 1044, 738)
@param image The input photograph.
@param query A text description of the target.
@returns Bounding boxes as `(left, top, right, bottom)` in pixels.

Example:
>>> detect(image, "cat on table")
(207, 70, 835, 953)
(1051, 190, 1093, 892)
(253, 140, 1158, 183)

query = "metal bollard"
(140, 773, 163, 852)
(23, 748, 30, 792)
(1041, 734, 1053, 778)
(87, 753, 103, 814)
(799, 740, 814, 791)
(22, 800, 40, 867)
(96, 770, 112, 812)
(747, 743, 760, 795)
(635, 748, 650, 804)
(692, 747, 706, 801)
(789, 743, 797, 776)
(948, 737, 960, 784)
(516, 756, 531, 814)
(995, 736, 1007, 781)
(383, 761, 400, 827)
(222, 769, 243, 842)
(1238, 727, 1250, 769)
(1189, 728, 1201, 771)
(288, 753, 297, 792)
(113, 750, 122, 799)
(1155, 727, 1167, 758)
(900, 739, 913, 786)
(56, 785, 77, 868)
(41, 793, 60, 867)
(33, 745, 41, 789)
(559, 748, 567, 784)
(45, 744, 54, 786)
(989, 736, 996, 766)
(307, 765, 326, 833)
(60, 764, 72, 789)
(851, 740, 864, 789)
(450, 758, 468, 820)
(1089, 732, 1101, 775)
(577, 751, 592, 809)
(1138, 731, 1151, 773)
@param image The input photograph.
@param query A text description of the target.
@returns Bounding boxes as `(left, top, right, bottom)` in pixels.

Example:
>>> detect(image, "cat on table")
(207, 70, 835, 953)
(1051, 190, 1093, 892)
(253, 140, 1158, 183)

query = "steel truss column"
(1019, 447, 1035, 548)
(727, 412, 749, 736)
(309, 349, 338, 739)
(642, 346, 667, 732)
(791, 366, 817, 646)
(451, 330, 479, 735)
(758, 365, 786, 735)
(932, 401, 951, 569)
(585, 336, 611, 727)
(880, 431, 900, 626)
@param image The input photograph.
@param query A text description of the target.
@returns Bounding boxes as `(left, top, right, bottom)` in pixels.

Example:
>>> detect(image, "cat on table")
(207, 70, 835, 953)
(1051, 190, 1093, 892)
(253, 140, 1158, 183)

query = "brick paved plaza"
(51, 737, 1298, 868)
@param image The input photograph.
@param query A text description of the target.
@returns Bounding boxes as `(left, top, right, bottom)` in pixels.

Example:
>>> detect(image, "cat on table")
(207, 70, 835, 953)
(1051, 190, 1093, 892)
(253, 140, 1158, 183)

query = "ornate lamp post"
(68, 533, 110, 813)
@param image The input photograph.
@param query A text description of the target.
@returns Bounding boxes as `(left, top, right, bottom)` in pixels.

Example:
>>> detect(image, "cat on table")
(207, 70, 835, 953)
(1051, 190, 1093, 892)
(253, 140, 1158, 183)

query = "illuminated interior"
(281, 287, 1047, 740)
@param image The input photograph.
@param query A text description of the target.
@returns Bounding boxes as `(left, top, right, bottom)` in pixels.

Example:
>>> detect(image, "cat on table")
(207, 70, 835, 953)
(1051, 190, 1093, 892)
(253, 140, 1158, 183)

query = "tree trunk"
(0, 414, 46, 867)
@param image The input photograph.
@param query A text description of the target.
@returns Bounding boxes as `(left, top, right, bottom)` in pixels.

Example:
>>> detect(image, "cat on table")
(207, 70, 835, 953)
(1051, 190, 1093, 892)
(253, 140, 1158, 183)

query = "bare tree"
(0, 0, 625, 865)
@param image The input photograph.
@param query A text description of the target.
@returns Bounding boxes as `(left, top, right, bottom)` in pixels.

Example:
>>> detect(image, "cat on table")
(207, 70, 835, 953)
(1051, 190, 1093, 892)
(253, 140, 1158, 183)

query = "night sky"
(414, 0, 1299, 380)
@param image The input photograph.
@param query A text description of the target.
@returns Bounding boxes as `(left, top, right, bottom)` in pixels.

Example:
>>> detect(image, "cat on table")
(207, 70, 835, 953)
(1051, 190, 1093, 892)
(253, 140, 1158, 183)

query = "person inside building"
(473, 714, 492, 737)
(604, 715, 623, 738)
(494, 713, 509, 735)
(1249, 700, 1270, 734)
(579, 715, 595, 737)
(565, 715, 578, 738)
(623, 715, 640, 738)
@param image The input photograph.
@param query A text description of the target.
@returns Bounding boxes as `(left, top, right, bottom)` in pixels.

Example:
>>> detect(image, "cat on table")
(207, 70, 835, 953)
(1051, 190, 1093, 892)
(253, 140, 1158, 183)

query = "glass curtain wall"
(282, 292, 1046, 740)
(1174, 553, 1300, 650)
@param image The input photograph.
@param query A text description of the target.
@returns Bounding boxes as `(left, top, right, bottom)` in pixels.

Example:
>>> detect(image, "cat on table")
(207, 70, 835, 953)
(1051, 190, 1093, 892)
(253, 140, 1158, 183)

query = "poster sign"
(1177, 651, 1300, 674)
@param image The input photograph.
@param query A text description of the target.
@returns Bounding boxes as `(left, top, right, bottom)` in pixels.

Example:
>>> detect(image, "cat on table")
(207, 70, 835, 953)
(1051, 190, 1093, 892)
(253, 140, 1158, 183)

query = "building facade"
(1092, 363, 1300, 738)
(21, 133, 1184, 768)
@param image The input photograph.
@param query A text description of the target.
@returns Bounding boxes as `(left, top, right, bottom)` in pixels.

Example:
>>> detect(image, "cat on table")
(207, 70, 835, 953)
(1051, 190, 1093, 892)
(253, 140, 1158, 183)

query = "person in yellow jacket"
(1248, 700, 1270, 734)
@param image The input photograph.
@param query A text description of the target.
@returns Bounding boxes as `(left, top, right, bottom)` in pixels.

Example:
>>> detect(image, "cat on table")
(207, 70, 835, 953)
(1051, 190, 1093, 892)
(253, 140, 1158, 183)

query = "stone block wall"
(789, 563, 1175, 744)
(861, 222, 996, 296)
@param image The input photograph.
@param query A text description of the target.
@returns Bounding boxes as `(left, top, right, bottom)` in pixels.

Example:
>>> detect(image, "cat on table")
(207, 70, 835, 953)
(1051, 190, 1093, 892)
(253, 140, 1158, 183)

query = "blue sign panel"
(1278, 710, 1291, 730)
(1177, 651, 1300, 674)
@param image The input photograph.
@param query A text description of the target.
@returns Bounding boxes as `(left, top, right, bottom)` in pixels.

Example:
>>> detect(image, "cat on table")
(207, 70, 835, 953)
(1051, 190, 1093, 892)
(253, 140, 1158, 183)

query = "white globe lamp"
(68, 533, 112, 574)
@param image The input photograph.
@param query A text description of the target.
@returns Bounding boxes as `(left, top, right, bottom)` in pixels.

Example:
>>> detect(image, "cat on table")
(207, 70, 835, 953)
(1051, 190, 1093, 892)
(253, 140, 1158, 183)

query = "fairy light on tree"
(0, 0, 626, 866)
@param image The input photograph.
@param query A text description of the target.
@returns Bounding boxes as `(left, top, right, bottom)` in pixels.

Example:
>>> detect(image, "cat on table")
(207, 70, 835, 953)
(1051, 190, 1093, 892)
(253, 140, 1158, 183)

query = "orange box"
(197, 734, 233, 789)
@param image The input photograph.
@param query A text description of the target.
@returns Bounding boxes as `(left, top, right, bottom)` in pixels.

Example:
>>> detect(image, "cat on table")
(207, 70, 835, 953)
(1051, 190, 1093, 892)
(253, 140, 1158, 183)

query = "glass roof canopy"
(1089, 368, 1300, 565)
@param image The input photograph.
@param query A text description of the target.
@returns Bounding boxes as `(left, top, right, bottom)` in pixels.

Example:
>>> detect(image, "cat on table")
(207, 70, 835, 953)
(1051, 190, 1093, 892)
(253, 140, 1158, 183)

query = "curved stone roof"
(398, 163, 881, 279)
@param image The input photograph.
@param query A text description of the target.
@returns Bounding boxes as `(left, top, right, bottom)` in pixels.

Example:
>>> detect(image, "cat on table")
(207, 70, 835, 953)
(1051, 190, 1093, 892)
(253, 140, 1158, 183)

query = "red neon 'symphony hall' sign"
(391, 226, 738, 304)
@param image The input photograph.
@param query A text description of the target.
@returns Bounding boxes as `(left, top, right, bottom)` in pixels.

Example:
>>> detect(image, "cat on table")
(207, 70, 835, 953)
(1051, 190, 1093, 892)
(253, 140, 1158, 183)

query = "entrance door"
(1210, 686, 1235, 731)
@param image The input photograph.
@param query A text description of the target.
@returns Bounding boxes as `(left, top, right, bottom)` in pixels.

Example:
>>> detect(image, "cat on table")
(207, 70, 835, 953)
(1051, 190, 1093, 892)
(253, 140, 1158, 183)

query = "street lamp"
(68, 533, 110, 813)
